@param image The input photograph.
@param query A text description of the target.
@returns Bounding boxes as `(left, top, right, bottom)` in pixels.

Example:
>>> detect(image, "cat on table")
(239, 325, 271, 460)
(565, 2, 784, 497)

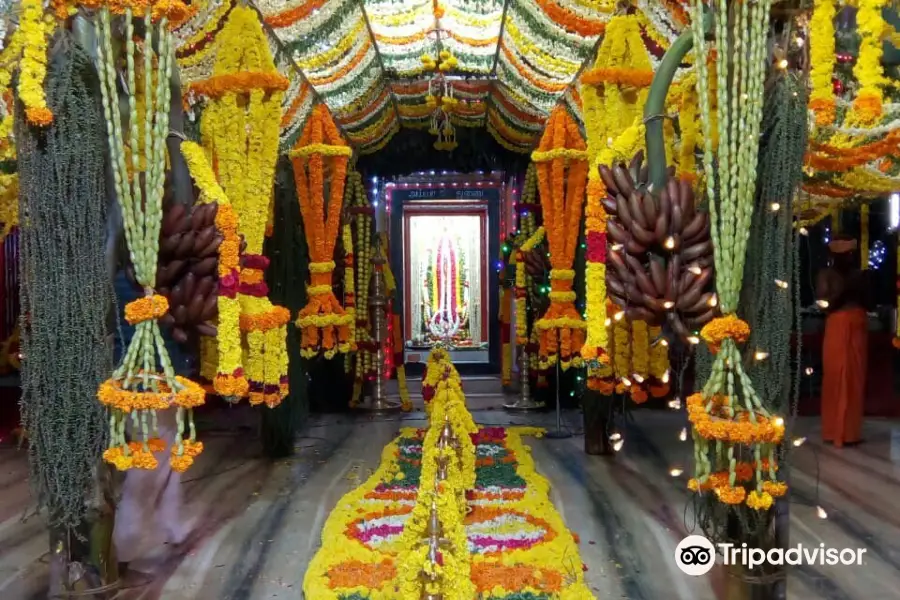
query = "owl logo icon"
(675, 535, 716, 576)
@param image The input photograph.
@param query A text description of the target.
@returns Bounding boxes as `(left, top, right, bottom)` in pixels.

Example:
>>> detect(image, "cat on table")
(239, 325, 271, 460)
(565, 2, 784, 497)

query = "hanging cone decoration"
(290, 105, 354, 358)
(530, 107, 588, 370)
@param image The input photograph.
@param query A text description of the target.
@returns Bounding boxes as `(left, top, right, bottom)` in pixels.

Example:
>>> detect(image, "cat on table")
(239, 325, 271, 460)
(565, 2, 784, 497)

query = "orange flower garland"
(184, 71, 290, 102)
(290, 105, 354, 359)
(124, 294, 170, 325)
(531, 107, 588, 370)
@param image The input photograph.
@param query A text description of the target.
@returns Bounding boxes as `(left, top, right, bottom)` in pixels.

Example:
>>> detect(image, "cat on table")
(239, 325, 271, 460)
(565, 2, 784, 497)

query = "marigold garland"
(850, 0, 888, 125)
(809, 0, 836, 127)
(531, 107, 588, 370)
(185, 71, 290, 101)
(124, 294, 170, 325)
(291, 105, 354, 359)
(579, 14, 660, 390)
(514, 225, 545, 345)
(19, 0, 54, 127)
(199, 5, 288, 406)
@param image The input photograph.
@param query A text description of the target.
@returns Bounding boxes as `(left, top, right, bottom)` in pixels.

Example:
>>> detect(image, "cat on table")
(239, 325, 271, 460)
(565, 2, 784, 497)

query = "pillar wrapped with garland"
(530, 107, 588, 370)
(290, 105, 354, 358)
(199, 6, 291, 408)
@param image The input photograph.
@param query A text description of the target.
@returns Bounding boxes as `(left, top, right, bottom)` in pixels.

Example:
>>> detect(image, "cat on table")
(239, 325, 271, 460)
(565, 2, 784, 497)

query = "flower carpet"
(303, 426, 595, 599)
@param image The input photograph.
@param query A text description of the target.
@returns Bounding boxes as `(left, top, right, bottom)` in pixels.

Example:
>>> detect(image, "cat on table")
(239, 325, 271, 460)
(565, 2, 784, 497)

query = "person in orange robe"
(816, 236, 868, 447)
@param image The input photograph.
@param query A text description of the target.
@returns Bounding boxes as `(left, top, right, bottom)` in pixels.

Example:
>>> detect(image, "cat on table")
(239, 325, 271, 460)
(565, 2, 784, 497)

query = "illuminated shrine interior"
(3, 0, 900, 598)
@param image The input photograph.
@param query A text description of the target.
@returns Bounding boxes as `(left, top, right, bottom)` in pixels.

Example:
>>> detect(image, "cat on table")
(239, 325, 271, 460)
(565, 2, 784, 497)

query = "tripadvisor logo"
(675, 535, 867, 575)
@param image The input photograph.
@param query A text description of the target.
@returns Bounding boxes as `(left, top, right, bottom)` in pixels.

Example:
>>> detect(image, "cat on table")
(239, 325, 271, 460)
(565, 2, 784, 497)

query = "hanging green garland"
(16, 44, 113, 532)
(687, 0, 787, 513)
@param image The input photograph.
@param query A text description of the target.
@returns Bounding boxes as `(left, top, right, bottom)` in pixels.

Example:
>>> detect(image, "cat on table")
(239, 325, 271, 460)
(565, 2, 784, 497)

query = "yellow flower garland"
(850, 0, 889, 125)
(200, 6, 288, 406)
(19, 0, 54, 126)
(515, 226, 545, 344)
(580, 14, 658, 390)
(180, 140, 248, 399)
(810, 0, 836, 126)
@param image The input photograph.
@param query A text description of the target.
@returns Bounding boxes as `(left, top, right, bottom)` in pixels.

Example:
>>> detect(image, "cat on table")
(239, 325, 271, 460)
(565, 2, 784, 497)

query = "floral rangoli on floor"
(303, 426, 595, 599)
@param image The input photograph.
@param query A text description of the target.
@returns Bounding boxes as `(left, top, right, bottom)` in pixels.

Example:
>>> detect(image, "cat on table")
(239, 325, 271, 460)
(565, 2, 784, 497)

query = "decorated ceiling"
(175, 0, 691, 154)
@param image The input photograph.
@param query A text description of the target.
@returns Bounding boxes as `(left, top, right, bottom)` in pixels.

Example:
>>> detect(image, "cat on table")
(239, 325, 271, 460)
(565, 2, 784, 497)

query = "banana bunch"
(127, 200, 224, 343)
(600, 152, 717, 339)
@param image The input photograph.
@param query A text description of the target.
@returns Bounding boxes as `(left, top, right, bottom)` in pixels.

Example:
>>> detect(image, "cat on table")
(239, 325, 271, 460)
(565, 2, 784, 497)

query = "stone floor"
(2, 394, 900, 599)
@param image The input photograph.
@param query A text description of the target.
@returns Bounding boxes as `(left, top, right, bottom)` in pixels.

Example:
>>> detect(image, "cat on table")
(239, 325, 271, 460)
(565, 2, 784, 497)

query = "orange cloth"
(821, 307, 868, 447)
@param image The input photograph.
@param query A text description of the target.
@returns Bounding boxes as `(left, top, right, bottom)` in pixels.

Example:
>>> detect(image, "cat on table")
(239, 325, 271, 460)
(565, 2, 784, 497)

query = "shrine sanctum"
(2, 0, 900, 598)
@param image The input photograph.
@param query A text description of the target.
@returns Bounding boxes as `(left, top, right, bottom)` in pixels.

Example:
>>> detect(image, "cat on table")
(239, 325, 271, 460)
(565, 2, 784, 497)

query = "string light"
(688, 264, 702, 275)
(804, 366, 814, 376)
(632, 373, 645, 384)
(669, 468, 684, 477)
(613, 438, 624, 452)
(663, 300, 675, 309)
(775, 279, 789, 289)
(816, 506, 828, 519)
(798, 227, 809, 236)
(609, 432, 622, 441)
(774, 417, 784, 427)
(770, 202, 781, 211)
(621, 377, 633, 387)
(664, 236, 676, 249)
(614, 311, 625, 322)
(777, 58, 789, 70)
(707, 295, 718, 307)
(668, 398, 682, 410)
(793, 437, 806, 447)
(686, 335, 700, 345)
(816, 299, 829, 309)
(679, 427, 688, 441)
(604, 318, 612, 327)
(661, 370, 670, 383)
(754, 350, 769, 361)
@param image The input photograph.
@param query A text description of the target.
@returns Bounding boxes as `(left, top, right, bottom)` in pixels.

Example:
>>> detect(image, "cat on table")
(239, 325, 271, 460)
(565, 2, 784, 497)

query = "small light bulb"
(774, 417, 785, 427)
(604, 318, 612, 327)
(775, 279, 789, 289)
(614, 311, 625, 322)
(662, 370, 670, 383)
(663, 301, 675, 309)
(668, 398, 682, 410)
(621, 377, 633, 387)
(679, 427, 688, 441)
(799, 227, 809, 236)
(795, 37, 805, 47)
(670, 468, 683, 477)
(816, 299, 829, 309)
(664, 236, 676, 249)
(688, 265, 702, 275)
(817, 506, 828, 519)
(633, 373, 645, 383)
(613, 439, 624, 452)
(770, 202, 781, 211)
(687, 336, 700, 345)
(707, 295, 718, 307)
(793, 437, 806, 447)
(805, 367, 814, 376)
(754, 350, 769, 361)
(609, 432, 622, 441)
(778, 58, 789, 69)
(611, 243, 624, 252)
(660, 338, 669, 347)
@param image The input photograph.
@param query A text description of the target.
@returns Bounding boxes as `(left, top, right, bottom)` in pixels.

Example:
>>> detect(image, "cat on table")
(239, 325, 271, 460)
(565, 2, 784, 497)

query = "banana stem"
(644, 10, 713, 191)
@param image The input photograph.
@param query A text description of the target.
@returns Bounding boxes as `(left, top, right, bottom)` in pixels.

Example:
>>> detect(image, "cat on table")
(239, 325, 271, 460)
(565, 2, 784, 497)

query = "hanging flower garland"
(531, 107, 588, 370)
(849, 0, 888, 125)
(200, 6, 289, 407)
(809, 0, 836, 127)
(17, 0, 55, 127)
(377, 235, 413, 412)
(579, 14, 661, 392)
(347, 172, 376, 405)
(342, 222, 357, 354)
(688, 0, 786, 509)
(94, 1, 204, 473)
(514, 226, 545, 345)
(180, 141, 248, 399)
(290, 105, 354, 359)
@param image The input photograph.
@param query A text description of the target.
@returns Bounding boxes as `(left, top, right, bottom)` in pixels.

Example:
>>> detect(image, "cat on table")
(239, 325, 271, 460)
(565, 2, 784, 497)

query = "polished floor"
(2, 395, 900, 599)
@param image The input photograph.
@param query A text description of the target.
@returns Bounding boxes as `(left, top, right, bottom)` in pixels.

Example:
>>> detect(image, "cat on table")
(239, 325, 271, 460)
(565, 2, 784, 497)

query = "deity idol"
(421, 228, 470, 344)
